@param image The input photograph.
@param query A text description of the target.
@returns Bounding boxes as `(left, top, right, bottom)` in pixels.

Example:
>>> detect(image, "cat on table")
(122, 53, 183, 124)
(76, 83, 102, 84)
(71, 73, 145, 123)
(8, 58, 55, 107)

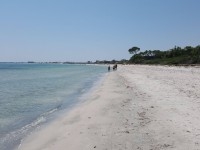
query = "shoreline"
(19, 65, 200, 150)
(0, 64, 106, 150)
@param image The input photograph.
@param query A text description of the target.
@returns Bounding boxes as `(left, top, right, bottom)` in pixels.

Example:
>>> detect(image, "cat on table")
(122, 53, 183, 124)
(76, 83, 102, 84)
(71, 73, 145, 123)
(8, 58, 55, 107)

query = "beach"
(18, 65, 200, 150)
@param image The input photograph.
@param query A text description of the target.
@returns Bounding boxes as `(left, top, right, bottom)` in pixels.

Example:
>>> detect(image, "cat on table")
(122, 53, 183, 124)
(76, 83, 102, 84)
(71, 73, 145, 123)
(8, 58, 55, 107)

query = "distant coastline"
(0, 59, 129, 65)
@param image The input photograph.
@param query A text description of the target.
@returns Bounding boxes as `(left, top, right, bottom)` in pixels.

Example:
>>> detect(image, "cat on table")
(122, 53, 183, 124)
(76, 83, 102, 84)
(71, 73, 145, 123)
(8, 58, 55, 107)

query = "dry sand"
(19, 65, 200, 150)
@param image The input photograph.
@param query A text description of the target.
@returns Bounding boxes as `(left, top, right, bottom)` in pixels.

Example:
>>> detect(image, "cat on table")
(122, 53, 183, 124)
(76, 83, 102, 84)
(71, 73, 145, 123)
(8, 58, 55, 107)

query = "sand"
(18, 65, 200, 150)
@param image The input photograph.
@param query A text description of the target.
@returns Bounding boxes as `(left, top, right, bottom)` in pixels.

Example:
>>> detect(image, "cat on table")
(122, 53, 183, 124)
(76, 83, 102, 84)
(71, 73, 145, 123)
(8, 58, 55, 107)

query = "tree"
(128, 46, 140, 54)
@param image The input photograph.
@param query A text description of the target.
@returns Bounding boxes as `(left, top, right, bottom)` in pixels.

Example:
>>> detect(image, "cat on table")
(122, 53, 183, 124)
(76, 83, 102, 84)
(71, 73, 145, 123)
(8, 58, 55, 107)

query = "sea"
(0, 63, 107, 150)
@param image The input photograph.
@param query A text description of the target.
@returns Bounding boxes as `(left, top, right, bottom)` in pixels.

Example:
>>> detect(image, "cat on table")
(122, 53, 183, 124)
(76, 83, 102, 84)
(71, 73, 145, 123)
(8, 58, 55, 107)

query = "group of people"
(108, 64, 117, 71)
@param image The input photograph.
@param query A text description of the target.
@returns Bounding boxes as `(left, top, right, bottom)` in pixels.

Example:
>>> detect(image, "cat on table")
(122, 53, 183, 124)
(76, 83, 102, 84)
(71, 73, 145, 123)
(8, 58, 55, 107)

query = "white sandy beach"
(19, 65, 200, 150)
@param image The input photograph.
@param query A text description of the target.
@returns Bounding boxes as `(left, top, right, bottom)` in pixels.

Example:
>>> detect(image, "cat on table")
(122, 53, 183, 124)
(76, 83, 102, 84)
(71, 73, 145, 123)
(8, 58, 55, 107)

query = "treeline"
(129, 45, 200, 65)
(95, 59, 128, 64)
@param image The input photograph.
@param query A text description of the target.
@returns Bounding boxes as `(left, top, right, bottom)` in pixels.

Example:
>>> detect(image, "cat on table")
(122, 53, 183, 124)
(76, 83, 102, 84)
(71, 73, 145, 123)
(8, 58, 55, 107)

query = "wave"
(0, 107, 60, 150)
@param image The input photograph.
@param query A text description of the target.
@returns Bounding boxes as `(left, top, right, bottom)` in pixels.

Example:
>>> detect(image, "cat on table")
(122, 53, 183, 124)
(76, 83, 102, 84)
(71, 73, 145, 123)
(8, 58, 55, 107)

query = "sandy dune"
(19, 65, 200, 150)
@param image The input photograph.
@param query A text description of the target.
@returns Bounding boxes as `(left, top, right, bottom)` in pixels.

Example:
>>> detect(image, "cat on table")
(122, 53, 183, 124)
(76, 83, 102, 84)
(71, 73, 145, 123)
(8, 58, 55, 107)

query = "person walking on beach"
(108, 65, 110, 71)
(113, 64, 117, 71)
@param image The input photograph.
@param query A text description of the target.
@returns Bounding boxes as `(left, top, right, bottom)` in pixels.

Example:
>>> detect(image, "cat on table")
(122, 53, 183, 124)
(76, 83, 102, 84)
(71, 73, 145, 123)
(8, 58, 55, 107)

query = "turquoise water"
(0, 63, 106, 150)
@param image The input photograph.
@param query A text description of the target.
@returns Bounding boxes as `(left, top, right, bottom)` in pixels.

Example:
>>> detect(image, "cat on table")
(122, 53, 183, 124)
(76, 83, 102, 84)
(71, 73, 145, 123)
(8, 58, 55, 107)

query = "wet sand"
(19, 65, 200, 150)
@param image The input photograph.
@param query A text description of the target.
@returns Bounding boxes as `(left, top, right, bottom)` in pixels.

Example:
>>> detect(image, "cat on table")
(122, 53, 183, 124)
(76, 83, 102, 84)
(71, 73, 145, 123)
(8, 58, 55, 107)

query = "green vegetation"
(128, 46, 140, 54)
(128, 45, 200, 65)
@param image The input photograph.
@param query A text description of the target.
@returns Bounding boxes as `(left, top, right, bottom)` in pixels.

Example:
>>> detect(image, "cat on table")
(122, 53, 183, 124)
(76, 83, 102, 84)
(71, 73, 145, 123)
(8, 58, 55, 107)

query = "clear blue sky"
(0, 0, 200, 62)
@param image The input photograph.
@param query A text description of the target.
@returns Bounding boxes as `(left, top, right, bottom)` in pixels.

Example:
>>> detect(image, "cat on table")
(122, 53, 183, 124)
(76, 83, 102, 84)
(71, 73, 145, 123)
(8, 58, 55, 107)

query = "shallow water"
(0, 63, 106, 150)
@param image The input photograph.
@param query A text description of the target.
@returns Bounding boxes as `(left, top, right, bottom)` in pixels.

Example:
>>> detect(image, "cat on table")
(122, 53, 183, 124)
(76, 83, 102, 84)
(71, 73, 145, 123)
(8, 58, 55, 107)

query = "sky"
(0, 0, 200, 62)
